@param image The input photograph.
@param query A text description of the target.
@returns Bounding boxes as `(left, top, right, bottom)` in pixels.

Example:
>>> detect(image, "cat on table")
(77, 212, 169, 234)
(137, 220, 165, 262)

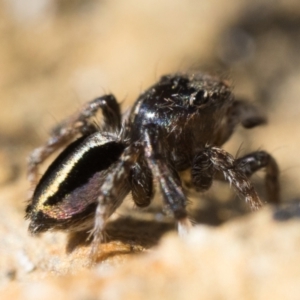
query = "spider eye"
(189, 90, 209, 106)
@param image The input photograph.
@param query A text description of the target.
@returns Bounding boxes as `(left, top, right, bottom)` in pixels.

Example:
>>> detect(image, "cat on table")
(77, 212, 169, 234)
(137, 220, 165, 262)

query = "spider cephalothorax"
(26, 73, 280, 250)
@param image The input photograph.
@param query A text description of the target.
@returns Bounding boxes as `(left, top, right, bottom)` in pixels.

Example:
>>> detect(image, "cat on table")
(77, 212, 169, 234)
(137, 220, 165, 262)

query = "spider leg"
(235, 151, 280, 204)
(90, 146, 136, 255)
(191, 151, 215, 191)
(143, 124, 192, 237)
(207, 146, 263, 211)
(27, 94, 121, 185)
(215, 100, 266, 145)
(130, 157, 154, 207)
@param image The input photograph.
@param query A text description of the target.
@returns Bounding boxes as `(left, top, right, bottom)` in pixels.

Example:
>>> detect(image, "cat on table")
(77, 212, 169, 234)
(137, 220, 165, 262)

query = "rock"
(2, 207, 300, 300)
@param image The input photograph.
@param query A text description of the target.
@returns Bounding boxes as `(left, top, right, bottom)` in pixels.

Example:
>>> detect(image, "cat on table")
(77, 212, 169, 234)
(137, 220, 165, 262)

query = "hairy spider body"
(26, 73, 280, 250)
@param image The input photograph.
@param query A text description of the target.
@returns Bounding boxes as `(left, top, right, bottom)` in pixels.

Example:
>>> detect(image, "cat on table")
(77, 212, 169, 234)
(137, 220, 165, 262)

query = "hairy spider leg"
(129, 157, 154, 207)
(235, 151, 280, 204)
(143, 124, 192, 237)
(91, 146, 136, 256)
(191, 151, 215, 191)
(27, 94, 121, 186)
(204, 147, 263, 210)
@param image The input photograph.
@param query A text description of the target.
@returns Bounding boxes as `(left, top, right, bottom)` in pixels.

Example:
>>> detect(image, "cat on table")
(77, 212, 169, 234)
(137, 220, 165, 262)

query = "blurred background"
(1, 0, 300, 206)
(1, 0, 300, 288)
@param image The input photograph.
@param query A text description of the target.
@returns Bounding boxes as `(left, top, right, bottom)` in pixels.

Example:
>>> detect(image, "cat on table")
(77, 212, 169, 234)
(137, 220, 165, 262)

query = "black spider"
(26, 73, 280, 252)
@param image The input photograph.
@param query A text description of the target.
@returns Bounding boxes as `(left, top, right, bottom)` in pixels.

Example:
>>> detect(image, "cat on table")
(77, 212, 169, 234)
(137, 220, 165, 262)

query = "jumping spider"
(26, 73, 280, 252)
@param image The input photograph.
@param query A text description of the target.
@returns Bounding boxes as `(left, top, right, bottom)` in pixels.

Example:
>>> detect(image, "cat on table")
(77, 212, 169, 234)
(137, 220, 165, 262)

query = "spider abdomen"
(26, 132, 125, 233)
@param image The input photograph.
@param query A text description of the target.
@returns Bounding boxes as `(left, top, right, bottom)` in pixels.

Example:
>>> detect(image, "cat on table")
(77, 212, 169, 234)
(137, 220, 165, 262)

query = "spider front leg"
(235, 151, 280, 204)
(27, 94, 121, 186)
(191, 151, 215, 192)
(143, 125, 192, 237)
(204, 146, 263, 211)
